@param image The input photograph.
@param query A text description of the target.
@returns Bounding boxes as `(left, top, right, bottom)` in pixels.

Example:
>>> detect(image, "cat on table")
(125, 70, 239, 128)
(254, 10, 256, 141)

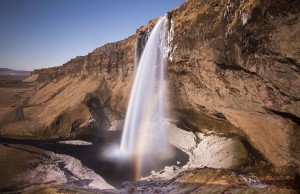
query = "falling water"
(120, 16, 169, 156)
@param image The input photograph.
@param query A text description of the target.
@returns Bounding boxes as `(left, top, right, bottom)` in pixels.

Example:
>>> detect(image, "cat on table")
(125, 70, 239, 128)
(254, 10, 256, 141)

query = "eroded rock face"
(167, 0, 300, 167)
(160, 120, 249, 169)
(0, 37, 137, 139)
(123, 166, 298, 194)
(2, 0, 299, 168)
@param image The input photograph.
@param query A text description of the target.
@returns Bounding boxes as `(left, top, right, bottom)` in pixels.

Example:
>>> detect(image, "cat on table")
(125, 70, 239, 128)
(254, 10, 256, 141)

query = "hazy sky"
(0, 0, 185, 71)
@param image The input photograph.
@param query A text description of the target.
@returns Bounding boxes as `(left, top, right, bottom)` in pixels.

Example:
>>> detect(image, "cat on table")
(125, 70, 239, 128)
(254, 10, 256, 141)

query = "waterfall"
(120, 16, 169, 155)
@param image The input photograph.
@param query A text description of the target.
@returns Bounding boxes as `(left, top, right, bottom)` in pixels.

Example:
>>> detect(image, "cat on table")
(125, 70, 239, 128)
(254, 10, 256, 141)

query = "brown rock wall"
(168, 0, 300, 166)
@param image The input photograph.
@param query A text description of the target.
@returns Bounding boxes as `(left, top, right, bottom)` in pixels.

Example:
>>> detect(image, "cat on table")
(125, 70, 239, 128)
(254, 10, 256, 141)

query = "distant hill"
(0, 68, 31, 76)
(0, 68, 12, 71)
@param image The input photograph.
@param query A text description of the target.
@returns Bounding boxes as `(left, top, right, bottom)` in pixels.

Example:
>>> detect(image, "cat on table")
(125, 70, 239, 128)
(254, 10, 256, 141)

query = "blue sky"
(0, 0, 185, 71)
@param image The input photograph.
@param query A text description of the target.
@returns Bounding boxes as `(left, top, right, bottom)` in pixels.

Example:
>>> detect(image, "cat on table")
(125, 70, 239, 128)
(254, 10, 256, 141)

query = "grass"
(0, 144, 46, 191)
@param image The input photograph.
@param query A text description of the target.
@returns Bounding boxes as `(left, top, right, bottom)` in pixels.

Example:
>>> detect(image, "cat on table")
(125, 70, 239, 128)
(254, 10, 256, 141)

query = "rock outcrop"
(167, 0, 300, 167)
(0, 144, 115, 192)
(1, 0, 299, 169)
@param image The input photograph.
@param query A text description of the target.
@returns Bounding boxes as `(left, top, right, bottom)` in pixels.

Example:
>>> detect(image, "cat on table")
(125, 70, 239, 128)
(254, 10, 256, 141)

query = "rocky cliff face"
(1, 0, 299, 169)
(167, 0, 300, 167)
(0, 35, 137, 139)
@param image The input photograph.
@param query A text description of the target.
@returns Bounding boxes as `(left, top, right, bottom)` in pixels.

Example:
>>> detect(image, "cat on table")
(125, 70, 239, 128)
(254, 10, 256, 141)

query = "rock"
(147, 120, 248, 169)
(1, 1, 299, 194)
(1, 0, 299, 169)
(153, 187, 161, 193)
(167, 0, 300, 167)
(127, 186, 135, 193)
(189, 134, 248, 169)
(58, 140, 92, 145)
(136, 167, 298, 194)
(0, 144, 115, 192)
(121, 181, 132, 188)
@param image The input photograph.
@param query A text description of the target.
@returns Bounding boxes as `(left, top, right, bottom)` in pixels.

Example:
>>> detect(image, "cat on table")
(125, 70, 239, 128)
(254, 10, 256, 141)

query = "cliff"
(1, 0, 299, 169)
(168, 0, 300, 167)
(0, 34, 137, 140)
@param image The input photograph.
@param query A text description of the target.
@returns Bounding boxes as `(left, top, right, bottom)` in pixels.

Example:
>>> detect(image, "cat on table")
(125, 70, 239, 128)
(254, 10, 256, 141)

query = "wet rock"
(153, 187, 161, 193)
(127, 186, 135, 193)
(121, 181, 132, 188)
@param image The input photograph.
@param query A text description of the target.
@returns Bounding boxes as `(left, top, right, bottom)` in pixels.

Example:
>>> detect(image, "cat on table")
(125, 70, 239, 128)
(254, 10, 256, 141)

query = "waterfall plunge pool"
(0, 132, 188, 188)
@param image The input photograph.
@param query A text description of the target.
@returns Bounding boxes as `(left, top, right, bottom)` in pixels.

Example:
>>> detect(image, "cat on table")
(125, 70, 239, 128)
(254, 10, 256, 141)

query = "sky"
(0, 0, 185, 71)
